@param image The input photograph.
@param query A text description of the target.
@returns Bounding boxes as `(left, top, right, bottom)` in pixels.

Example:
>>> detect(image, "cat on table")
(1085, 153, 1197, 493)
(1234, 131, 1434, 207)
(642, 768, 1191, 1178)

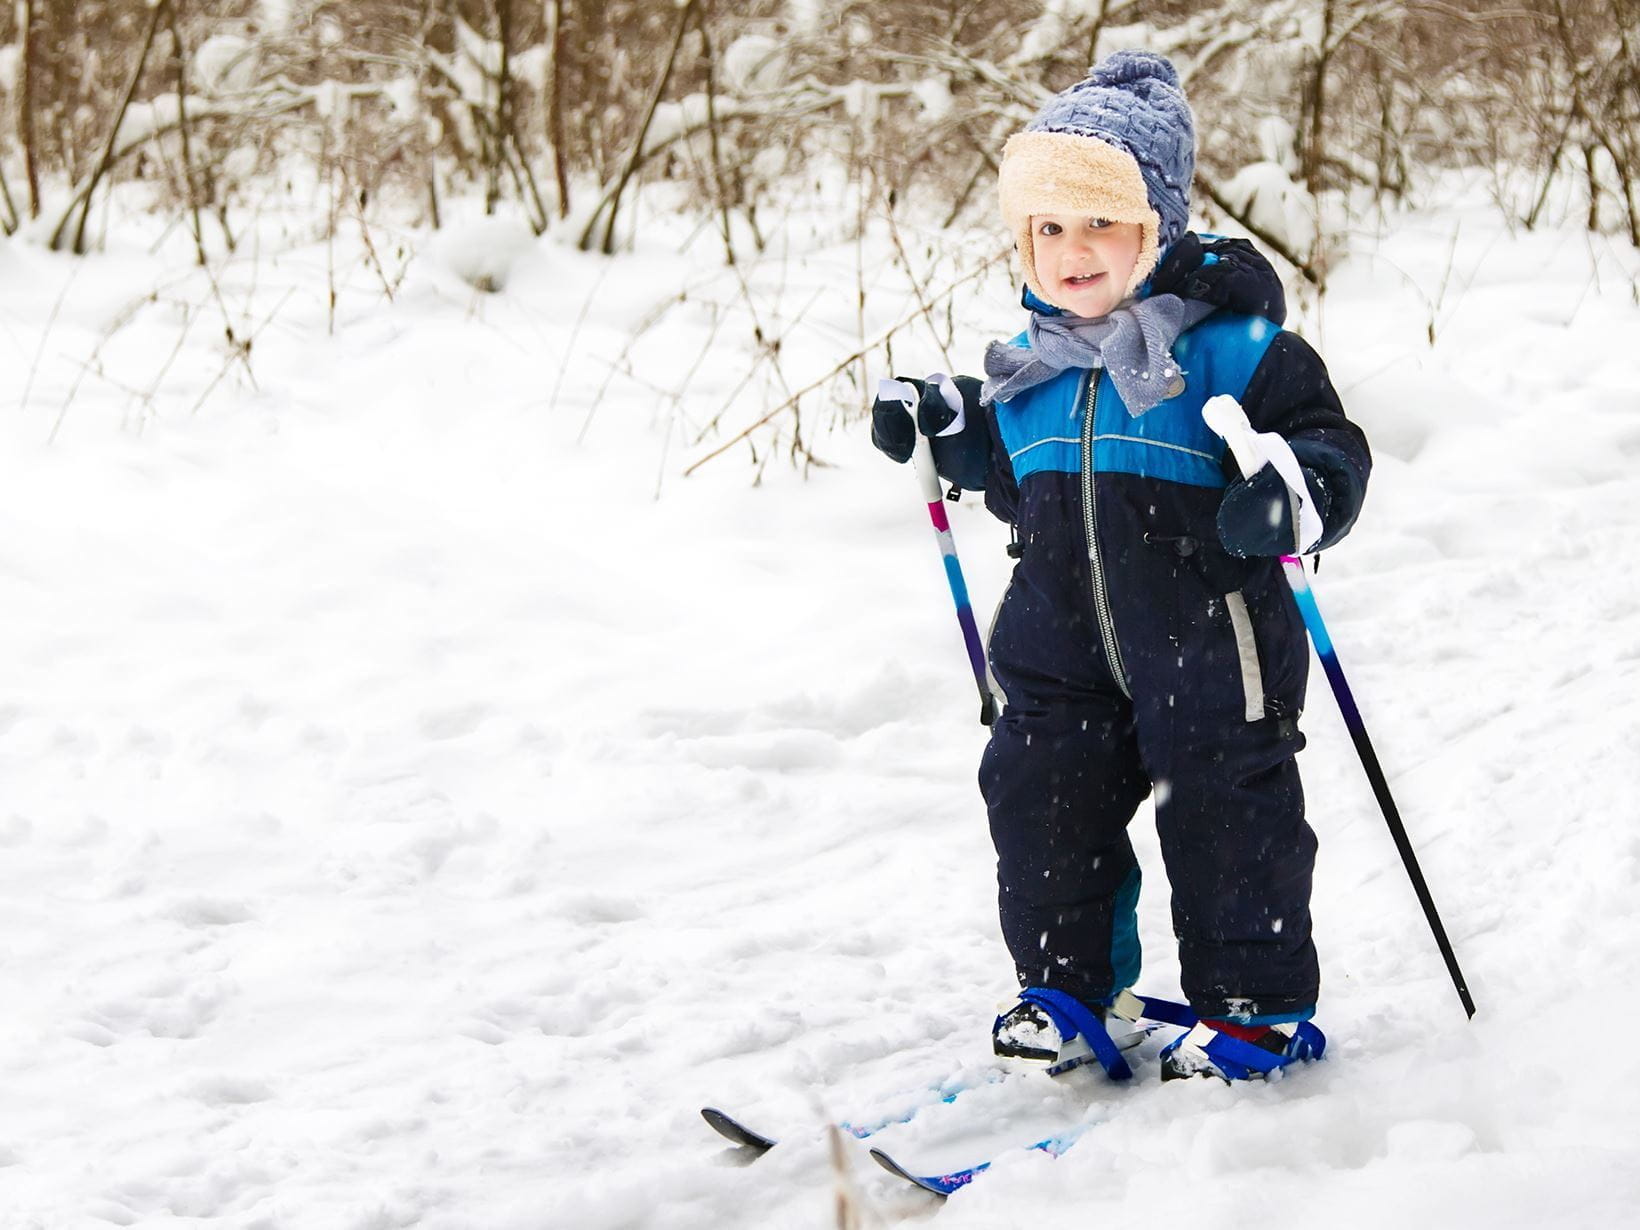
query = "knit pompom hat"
(998, 51, 1196, 308)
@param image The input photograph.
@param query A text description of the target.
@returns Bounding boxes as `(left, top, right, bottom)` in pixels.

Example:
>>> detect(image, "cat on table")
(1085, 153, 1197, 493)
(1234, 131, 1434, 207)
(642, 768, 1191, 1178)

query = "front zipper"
(1079, 373, 1130, 699)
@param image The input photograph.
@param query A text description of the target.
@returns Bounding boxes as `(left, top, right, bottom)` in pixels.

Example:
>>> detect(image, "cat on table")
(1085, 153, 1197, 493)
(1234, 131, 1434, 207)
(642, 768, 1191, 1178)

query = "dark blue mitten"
(870, 376, 924, 463)
(870, 375, 990, 492)
(1216, 439, 1346, 558)
(1217, 464, 1301, 558)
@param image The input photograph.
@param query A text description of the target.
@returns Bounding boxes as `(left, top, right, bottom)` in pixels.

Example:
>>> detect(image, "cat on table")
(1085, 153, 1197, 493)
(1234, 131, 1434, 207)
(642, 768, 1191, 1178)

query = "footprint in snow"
(417, 703, 490, 741)
(167, 897, 255, 928)
(557, 891, 643, 924)
(186, 1074, 275, 1105)
(78, 975, 234, 1041)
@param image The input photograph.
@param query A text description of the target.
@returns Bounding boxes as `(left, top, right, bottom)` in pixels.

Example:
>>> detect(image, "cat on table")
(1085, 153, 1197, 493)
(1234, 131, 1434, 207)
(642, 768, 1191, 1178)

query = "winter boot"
(1159, 1018, 1325, 1082)
(992, 998, 1073, 1062)
(993, 987, 1148, 1076)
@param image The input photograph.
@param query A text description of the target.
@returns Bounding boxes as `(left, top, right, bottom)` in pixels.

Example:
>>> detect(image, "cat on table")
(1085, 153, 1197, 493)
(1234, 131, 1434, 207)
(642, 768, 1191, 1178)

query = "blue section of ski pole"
(925, 499, 996, 725)
(900, 410, 997, 726)
(1281, 556, 1334, 656)
(941, 553, 972, 611)
(1282, 556, 1367, 730)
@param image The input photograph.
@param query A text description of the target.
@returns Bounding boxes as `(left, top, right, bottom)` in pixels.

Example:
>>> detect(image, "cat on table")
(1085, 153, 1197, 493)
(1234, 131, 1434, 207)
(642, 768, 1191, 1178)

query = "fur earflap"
(997, 130, 1160, 308)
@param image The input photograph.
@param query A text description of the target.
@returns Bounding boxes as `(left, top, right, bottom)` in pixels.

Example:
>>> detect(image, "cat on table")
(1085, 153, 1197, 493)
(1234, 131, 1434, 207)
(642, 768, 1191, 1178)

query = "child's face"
(1030, 214, 1145, 318)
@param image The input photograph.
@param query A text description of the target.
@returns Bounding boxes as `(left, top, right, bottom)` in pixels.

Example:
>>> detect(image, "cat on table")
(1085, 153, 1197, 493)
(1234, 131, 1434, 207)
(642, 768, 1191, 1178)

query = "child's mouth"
(1064, 272, 1106, 288)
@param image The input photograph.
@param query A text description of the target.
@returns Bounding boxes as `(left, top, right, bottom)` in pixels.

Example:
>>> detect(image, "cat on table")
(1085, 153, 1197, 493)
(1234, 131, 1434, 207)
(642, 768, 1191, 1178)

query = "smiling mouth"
(1064, 272, 1106, 287)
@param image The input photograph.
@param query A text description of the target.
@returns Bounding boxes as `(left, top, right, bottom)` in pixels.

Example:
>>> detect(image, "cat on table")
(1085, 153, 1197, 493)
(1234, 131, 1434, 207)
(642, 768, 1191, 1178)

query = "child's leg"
(979, 697, 1150, 1006)
(1138, 712, 1320, 1023)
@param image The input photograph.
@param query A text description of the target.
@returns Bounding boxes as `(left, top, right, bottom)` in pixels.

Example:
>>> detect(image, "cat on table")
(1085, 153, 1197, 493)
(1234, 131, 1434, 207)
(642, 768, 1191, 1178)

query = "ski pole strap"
(1015, 987, 1133, 1081)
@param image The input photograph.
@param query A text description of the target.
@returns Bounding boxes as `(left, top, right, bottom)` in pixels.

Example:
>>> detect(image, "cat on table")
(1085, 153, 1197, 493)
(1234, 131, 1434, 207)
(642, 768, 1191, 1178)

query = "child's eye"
(1038, 221, 1062, 237)
(1089, 218, 1112, 230)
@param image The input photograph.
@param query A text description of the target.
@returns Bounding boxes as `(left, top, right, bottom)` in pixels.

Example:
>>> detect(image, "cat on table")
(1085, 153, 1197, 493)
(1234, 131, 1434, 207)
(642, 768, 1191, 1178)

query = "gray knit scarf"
(981, 294, 1214, 415)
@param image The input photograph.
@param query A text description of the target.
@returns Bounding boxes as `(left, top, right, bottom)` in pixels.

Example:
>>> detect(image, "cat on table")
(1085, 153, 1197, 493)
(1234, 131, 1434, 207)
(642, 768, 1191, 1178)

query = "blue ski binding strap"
(1003, 987, 1196, 1080)
(1002, 987, 1132, 1079)
(1162, 1020, 1327, 1081)
(1125, 991, 1197, 1028)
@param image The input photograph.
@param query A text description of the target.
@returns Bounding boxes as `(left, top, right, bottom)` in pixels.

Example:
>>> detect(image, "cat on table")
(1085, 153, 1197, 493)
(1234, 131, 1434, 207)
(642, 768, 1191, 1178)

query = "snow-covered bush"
(0, 0, 1634, 261)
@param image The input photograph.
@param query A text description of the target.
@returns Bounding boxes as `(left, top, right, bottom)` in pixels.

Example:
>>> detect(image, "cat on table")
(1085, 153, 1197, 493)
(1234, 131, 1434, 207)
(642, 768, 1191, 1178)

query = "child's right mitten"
(870, 377, 928, 464)
(870, 375, 990, 491)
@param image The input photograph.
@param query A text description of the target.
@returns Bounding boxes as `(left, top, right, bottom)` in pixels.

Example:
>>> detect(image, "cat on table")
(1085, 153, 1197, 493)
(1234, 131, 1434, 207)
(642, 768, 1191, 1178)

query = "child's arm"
(1216, 332, 1371, 558)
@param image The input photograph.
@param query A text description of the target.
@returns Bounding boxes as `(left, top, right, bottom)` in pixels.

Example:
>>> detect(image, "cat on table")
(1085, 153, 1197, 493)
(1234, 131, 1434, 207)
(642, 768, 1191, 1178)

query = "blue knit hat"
(998, 51, 1196, 304)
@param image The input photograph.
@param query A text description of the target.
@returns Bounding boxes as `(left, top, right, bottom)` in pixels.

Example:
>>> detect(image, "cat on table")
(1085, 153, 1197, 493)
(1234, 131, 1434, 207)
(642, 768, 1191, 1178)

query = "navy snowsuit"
(939, 237, 1370, 1025)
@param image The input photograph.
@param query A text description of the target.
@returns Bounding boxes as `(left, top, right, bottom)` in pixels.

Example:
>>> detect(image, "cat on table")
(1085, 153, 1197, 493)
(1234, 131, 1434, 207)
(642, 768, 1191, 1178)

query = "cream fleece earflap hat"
(998, 51, 1196, 306)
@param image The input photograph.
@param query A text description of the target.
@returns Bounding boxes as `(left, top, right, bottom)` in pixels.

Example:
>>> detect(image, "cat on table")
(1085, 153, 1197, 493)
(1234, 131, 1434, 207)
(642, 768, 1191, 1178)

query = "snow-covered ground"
(1, 180, 1638, 1228)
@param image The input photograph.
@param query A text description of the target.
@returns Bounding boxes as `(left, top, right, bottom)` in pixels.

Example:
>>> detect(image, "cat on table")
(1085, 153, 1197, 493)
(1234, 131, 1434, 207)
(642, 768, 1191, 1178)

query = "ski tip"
(868, 1147, 972, 1197)
(701, 1107, 777, 1154)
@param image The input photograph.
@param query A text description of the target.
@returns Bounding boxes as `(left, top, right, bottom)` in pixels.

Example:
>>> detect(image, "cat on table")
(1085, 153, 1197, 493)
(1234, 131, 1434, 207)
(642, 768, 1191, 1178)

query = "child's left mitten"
(870, 375, 990, 491)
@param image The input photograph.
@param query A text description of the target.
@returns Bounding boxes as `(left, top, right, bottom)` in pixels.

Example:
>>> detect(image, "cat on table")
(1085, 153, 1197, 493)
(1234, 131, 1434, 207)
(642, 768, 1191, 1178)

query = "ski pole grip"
(879, 378, 944, 503)
(1202, 394, 1266, 480)
(909, 435, 944, 505)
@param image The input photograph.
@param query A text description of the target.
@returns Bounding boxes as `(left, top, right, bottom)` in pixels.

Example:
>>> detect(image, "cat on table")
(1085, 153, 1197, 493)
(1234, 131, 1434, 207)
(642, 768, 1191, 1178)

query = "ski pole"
(879, 377, 997, 727)
(1203, 396, 1476, 1019)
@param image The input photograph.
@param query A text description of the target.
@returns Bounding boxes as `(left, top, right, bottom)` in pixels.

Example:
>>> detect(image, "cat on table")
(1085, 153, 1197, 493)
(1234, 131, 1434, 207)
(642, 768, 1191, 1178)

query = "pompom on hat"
(998, 51, 1196, 307)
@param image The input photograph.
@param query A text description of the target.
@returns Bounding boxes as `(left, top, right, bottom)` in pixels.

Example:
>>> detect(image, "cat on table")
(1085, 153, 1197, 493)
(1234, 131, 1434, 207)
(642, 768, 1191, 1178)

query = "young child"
(872, 51, 1370, 1082)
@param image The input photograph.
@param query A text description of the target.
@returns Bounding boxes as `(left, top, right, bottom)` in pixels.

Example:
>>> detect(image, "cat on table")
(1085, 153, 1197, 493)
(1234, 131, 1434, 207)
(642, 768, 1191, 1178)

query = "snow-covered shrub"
(0, 0, 1634, 261)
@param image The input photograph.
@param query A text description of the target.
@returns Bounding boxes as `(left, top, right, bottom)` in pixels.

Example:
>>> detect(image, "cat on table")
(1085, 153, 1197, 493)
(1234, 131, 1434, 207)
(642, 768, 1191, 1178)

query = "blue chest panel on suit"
(994, 313, 1281, 490)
